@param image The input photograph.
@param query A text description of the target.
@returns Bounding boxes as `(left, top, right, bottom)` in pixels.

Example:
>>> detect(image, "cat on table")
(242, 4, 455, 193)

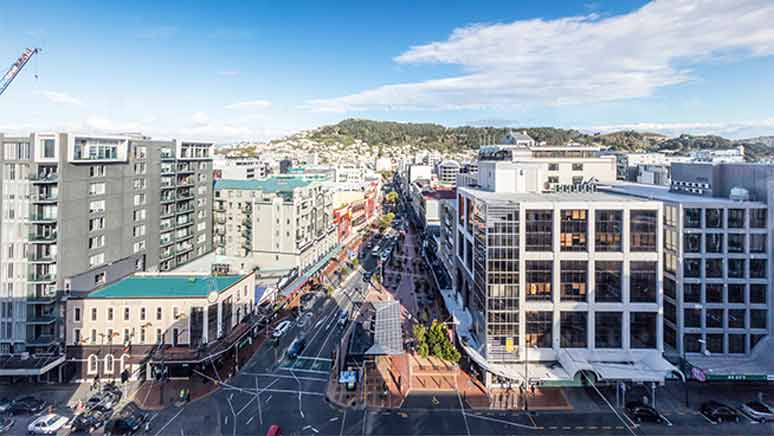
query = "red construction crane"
(0, 48, 41, 97)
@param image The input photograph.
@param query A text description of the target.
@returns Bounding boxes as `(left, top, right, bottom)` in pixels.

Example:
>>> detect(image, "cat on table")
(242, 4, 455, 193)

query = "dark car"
(70, 408, 113, 433)
(0, 398, 11, 414)
(287, 337, 306, 360)
(625, 401, 664, 424)
(87, 391, 118, 410)
(700, 401, 741, 423)
(0, 416, 14, 433)
(105, 415, 144, 436)
(7, 396, 45, 415)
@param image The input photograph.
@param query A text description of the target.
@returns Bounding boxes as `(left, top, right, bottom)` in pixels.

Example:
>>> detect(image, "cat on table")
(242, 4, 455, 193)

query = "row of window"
(681, 232, 767, 254)
(665, 303, 768, 330)
(683, 207, 766, 229)
(525, 209, 657, 252)
(664, 280, 767, 305)
(683, 258, 767, 279)
(521, 310, 657, 349)
(74, 305, 182, 323)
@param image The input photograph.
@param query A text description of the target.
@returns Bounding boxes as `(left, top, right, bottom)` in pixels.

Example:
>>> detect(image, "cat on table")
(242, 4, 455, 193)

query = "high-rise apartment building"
(0, 133, 213, 378)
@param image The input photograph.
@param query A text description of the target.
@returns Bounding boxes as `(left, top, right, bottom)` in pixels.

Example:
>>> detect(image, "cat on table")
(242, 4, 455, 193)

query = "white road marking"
(154, 408, 184, 436)
(329, 417, 339, 422)
(243, 372, 328, 382)
(255, 376, 263, 427)
(340, 411, 347, 436)
(265, 395, 272, 403)
(464, 413, 537, 430)
(700, 413, 717, 424)
(246, 416, 254, 425)
(660, 414, 673, 427)
(298, 391, 304, 419)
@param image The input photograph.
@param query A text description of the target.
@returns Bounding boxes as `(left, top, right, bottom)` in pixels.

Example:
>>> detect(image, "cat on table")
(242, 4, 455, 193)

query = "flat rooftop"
(602, 182, 767, 206)
(460, 186, 649, 204)
(87, 274, 244, 299)
(214, 176, 312, 193)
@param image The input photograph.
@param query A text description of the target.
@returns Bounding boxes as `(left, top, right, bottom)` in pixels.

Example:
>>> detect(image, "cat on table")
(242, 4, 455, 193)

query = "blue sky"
(1, 0, 774, 142)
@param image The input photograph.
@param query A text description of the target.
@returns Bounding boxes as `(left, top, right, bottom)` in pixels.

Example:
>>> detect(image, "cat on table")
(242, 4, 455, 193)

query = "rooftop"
(460, 186, 647, 204)
(86, 274, 244, 299)
(602, 182, 767, 206)
(214, 176, 312, 193)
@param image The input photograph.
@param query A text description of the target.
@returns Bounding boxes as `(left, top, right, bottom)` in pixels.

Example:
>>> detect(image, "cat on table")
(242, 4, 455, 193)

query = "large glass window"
(665, 205, 678, 227)
(630, 210, 657, 251)
(705, 209, 723, 228)
(595, 312, 622, 348)
(560, 312, 587, 348)
(728, 334, 745, 354)
(727, 234, 745, 253)
(684, 233, 701, 253)
(728, 309, 745, 329)
(526, 312, 552, 348)
(595, 261, 622, 303)
(684, 259, 701, 278)
(560, 261, 587, 302)
(706, 309, 723, 328)
(728, 284, 745, 303)
(751, 310, 767, 329)
(705, 234, 723, 253)
(750, 284, 767, 304)
(750, 259, 767, 278)
(685, 334, 702, 352)
(526, 260, 552, 301)
(728, 209, 745, 228)
(706, 284, 723, 303)
(631, 312, 657, 349)
(560, 210, 587, 252)
(705, 259, 723, 278)
(684, 208, 701, 228)
(728, 259, 745, 279)
(630, 261, 657, 302)
(684, 283, 701, 303)
(595, 210, 622, 252)
(707, 334, 723, 353)
(750, 234, 767, 253)
(526, 210, 553, 251)
(665, 300, 676, 324)
(664, 277, 676, 299)
(684, 309, 701, 328)
(750, 209, 767, 228)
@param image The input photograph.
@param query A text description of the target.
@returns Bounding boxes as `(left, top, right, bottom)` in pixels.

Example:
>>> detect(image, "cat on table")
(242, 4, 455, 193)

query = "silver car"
(741, 400, 774, 422)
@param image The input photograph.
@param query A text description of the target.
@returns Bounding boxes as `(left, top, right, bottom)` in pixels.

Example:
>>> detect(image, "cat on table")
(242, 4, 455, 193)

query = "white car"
(272, 320, 292, 338)
(27, 414, 68, 435)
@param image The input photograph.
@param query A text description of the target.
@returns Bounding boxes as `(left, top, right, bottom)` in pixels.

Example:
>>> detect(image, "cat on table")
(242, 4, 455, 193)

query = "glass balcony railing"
(29, 233, 57, 242)
(29, 173, 59, 183)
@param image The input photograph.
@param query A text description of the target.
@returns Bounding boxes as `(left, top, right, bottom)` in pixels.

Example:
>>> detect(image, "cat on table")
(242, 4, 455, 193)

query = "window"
(664, 253, 677, 274)
(140, 327, 146, 343)
(547, 176, 559, 184)
(140, 307, 146, 321)
(88, 355, 98, 374)
(684, 333, 702, 353)
(104, 354, 114, 374)
(571, 176, 583, 185)
(705, 258, 723, 278)
(728, 309, 745, 329)
(88, 253, 105, 268)
(133, 224, 146, 238)
(684, 208, 701, 228)
(134, 146, 147, 160)
(750, 209, 767, 228)
(728, 234, 745, 253)
(91, 308, 97, 321)
(728, 259, 745, 279)
(124, 307, 130, 321)
(571, 163, 583, 171)
(684, 283, 701, 303)
(684, 309, 701, 328)
(684, 233, 701, 253)
(750, 284, 767, 304)
(664, 277, 676, 299)
(89, 200, 105, 214)
(91, 329, 97, 344)
(707, 334, 723, 354)
(133, 193, 146, 206)
(630, 210, 657, 251)
(665, 300, 676, 324)
(706, 309, 723, 328)
(560, 312, 587, 348)
(133, 209, 146, 222)
(751, 310, 767, 329)
(728, 334, 745, 354)
(705, 233, 723, 253)
(728, 284, 745, 303)
(43, 139, 55, 158)
(750, 259, 767, 278)
(630, 312, 657, 349)
(595, 210, 622, 252)
(594, 261, 623, 303)
(560, 261, 587, 302)
(89, 217, 105, 232)
(526, 312, 552, 348)
(526, 261, 552, 301)
(705, 209, 723, 228)
(89, 165, 105, 177)
(157, 329, 164, 344)
(560, 210, 587, 251)
(706, 284, 723, 303)
(134, 163, 146, 175)
(630, 261, 656, 302)
(74, 308, 81, 322)
(107, 308, 114, 321)
(74, 329, 81, 344)
(728, 209, 745, 228)
(750, 234, 766, 253)
(88, 235, 105, 250)
(133, 178, 146, 190)
(88, 182, 106, 196)
(665, 229, 678, 251)
(525, 210, 552, 251)
(156, 307, 162, 320)
(595, 312, 622, 348)
(684, 259, 701, 278)
(548, 163, 559, 171)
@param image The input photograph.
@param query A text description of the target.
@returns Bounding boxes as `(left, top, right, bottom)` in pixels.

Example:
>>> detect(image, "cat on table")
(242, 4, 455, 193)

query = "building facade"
(0, 133, 213, 371)
(213, 155, 270, 180)
(437, 160, 461, 186)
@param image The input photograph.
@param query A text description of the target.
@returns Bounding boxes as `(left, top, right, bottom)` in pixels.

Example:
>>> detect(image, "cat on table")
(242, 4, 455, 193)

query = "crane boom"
(0, 48, 41, 97)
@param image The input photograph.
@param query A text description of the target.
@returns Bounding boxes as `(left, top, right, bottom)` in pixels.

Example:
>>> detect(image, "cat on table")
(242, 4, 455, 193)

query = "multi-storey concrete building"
(213, 176, 337, 273)
(0, 133, 213, 379)
(436, 160, 461, 186)
(213, 155, 270, 180)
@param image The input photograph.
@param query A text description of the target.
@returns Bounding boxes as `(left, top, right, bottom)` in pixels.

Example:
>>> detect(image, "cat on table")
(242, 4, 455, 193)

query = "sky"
(1, 0, 774, 143)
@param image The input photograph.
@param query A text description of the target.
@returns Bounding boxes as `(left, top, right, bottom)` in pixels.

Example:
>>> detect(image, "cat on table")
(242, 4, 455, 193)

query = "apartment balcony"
(177, 244, 193, 254)
(29, 173, 59, 184)
(32, 193, 58, 203)
(161, 166, 175, 175)
(29, 252, 56, 263)
(241, 228, 252, 238)
(28, 213, 57, 223)
(176, 219, 192, 228)
(215, 216, 226, 225)
(161, 208, 176, 218)
(160, 238, 175, 247)
(177, 192, 194, 201)
(214, 203, 226, 212)
(160, 250, 176, 260)
(243, 218, 252, 228)
(26, 335, 58, 347)
(29, 232, 57, 243)
(27, 314, 57, 325)
(27, 294, 57, 305)
(161, 196, 176, 204)
(28, 272, 56, 283)
(160, 221, 174, 231)
(176, 204, 193, 214)
(161, 152, 176, 160)
(177, 165, 194, 174)
(177, 177, 194, 187)
(176, 233, 194, 242)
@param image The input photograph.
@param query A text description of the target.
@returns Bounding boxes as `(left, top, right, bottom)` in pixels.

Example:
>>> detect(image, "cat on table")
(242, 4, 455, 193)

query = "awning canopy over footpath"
(366, 301, 403, 356)
(280, 244, 344, 298)
(686, 336, 774, 382)
(0, 353, 65, 376)
(438, 287, 681, 386)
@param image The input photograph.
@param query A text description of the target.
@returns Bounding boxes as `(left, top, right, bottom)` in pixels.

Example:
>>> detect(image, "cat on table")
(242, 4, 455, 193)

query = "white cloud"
(39, 91, 82, 106)
(191, 112, 209, 126)
(225, 99, 272, 110)
(308, 0, 774, 112)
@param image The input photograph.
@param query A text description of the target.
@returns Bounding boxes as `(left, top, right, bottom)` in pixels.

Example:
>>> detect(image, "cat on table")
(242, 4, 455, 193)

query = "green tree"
(426, 320, 461, 363)
(413, 324, 429, 358)
(379, 212, 395, 230)
(385, 191, 399, 203)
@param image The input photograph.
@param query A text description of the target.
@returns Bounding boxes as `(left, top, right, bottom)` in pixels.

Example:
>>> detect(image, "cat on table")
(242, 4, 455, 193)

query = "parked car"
(266, 424, 282, 436)
(7, 396, 45, 415)
(0, 398, 11, 413)
(104, 407, 146, 436)
(272, 320, 292, 338)
(70, 407, 113, 433)
(27, 414, 68, 435)
(287, 337, 306, 360)
(700, 401, 742, 423)
(741, 400, 774, 422)
(625, 401, 664, 424)
(86, 390, 119, 411)
(0, 416, 14, 433)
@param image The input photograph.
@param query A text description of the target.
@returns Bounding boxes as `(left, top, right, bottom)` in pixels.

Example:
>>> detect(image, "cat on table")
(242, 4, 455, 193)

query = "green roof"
(214, 176, 312, 193)
(87, 275, 244, 299)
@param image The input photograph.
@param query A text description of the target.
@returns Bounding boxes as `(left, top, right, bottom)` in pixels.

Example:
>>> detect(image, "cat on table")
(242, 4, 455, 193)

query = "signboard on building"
(705, 374, 767, 382)
(505, 337, 514, 353)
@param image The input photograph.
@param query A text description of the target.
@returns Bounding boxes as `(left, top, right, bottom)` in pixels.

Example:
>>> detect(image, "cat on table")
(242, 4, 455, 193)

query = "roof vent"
(730, 187, 750, 202)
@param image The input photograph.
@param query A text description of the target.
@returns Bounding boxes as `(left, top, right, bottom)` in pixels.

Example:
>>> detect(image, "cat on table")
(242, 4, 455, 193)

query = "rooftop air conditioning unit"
(730, 187, 750, 202)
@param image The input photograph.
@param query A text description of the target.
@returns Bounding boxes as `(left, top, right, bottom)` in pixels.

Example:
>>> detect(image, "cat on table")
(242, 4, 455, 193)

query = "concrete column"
(202, 306, 208, 344)
(588, 206, 596, 350)
(518, 207, 527, 358)
(552, 206, 561, 351)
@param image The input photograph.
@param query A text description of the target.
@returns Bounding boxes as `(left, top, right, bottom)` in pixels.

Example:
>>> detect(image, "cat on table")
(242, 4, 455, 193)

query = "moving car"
(337, 310, 349, 328)
(105, 415, 145, 436)
(27, 414, 68, 435)
(0, 416, 14, 433)
(86, 390, 119, 411)
(625, 401, 664, 424)
(287, 337, 306, 360)
(7, 396, 45, 415)
(0, 398, 11, 413)
(741, 400, 774, 422)
(272, 320, 292, 338)
(700, 401, 742, 423)
(266, 424, 282, 436)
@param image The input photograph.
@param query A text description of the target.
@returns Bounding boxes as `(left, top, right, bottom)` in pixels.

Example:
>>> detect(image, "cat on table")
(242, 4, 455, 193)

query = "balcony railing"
(29, 252, 56, 263)
(29, 173, 59, 183)
(28, 272, 56, 283)
(29, 213, 57, 222)
(32, 193, 58, 203)
(29, 232, 57, 242)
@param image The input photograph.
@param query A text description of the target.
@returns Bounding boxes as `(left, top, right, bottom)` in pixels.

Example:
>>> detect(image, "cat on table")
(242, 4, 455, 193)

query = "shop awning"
(280, 244, 343, 297)
(0, 354, 65, 376)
